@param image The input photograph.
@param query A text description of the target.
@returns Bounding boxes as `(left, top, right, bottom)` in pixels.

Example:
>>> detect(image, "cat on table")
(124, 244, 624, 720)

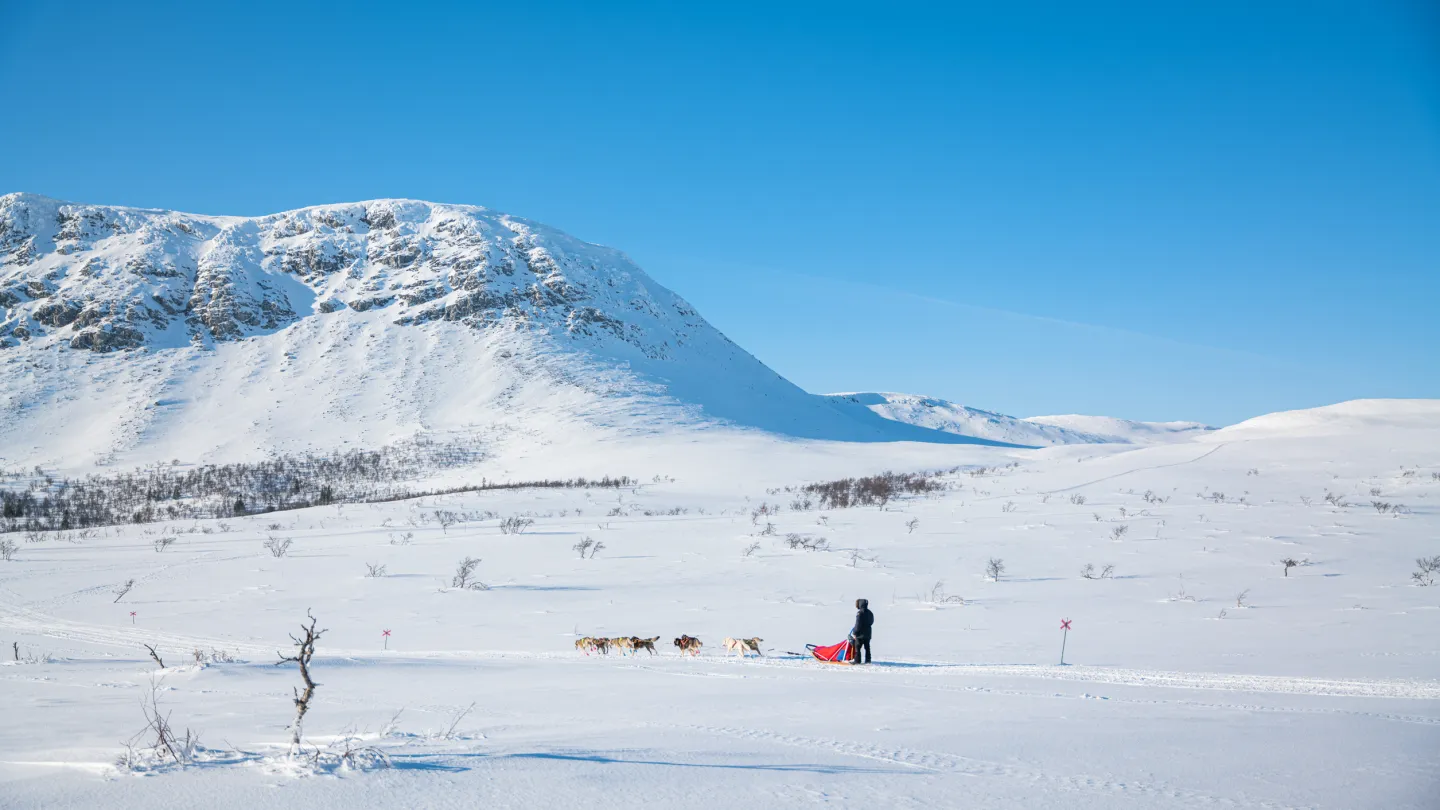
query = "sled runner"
(807, 640, 854, 664)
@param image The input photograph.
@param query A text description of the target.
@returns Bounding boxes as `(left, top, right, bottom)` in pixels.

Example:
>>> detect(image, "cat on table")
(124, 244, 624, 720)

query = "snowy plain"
(2, 400, 1439, 809)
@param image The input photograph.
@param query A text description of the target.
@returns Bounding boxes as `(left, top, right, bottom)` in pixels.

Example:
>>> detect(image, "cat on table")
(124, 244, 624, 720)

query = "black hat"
(856, 598, 868, 609)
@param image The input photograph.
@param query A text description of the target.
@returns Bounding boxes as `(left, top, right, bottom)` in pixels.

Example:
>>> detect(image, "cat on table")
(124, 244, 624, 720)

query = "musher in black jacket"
(849, 598, 874, 664)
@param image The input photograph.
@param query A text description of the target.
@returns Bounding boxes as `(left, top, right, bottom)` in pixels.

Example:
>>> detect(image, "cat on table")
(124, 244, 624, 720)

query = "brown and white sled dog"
(673, 635, 703, 656)
(632, 636, 660, 655)
(723, 637, 764, 657)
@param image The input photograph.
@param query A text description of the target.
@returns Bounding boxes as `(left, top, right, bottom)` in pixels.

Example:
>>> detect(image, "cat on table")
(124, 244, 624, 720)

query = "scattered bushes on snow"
(1079, 563, 1114, 580)
(1069, 494, 1086, 505)
(499, 516, 534, 535)
(0, 439, 633, 534)
(0, 538, 15, 561)
(573, 537, 604, 558)
(365, 562, 388, 577)
(264, 536, 293, 557)
(800, 471, 945, 510)
(784, 533, 828, 552)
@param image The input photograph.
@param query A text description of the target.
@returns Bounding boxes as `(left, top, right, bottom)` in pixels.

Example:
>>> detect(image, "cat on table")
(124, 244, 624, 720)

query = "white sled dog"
(723, 637, 764, 657)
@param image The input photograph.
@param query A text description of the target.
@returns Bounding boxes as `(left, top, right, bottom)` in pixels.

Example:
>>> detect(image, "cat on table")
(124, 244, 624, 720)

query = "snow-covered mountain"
(1024, 413, 1215, 444)
(824, 392, 1214, 446)
(823, 392, 1120, 446)
(0, 193, 1020, 470)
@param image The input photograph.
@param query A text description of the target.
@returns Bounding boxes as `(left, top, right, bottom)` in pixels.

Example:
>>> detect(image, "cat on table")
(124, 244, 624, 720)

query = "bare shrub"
(1080, 563, 1115, 580)
(390, 531, 414, 545)
(760, 522, 777, 536)
(1413, 556, 1440, 586)
(277, 610, 326, 752)
(451, 556, 486, 590)
(986, 557, 1005, 581)
(434, 510, 458, 532)
(1299, 496, 1311, 507)
(742, 541, 762, 557)
(117, 675, 200, 771)
(264, 536, 292, 557)
(573, 537, 594, 558)
(439, 702, 476, 740)
(1235, 589, 1250, 608)
(364, 562, 388, 577)
(0, 538, 16, 561)
(1323, 491, 1347, 507)
(499, 516, 534, 535)
(1280, 557, 1299, 577)
(923, 581, 964, 604)
(1069, 494, 1086, 505)
(113, 578, 136, 603)
(1001, 501, 1017, 513)
(144, 643, 166, 669)
(1372, 501, 1393, 514)
(153, 536, 176, 552)
(905, 518, 919, 534)
(1111, 525, 1129, 541)
(1369, 487, 1383, 497)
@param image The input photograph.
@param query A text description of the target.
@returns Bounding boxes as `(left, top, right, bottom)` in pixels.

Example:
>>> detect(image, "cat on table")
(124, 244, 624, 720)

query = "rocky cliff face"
(0, 194, 710, 359)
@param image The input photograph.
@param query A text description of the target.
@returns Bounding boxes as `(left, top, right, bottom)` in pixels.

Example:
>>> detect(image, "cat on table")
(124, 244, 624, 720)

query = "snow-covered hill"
(824, 392, 1123, 446)
(0, 194, 1014, 470)
(823, 392, 1217, 446)
(1024, 413, 1215, 444)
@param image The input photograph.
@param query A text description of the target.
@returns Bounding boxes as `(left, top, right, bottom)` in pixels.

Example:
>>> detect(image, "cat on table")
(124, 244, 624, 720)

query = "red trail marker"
(1059, 618, 1072, 665)
(382, 629, 391, 651)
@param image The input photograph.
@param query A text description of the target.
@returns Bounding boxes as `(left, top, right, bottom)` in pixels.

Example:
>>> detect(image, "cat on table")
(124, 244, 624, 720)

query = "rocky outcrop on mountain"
(0, 194, 724, 359)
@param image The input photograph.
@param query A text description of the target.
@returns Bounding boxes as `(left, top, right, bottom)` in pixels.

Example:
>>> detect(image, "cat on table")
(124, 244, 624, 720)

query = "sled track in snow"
(4, 600, 1437, 701)
(688, 725, 1309, 810)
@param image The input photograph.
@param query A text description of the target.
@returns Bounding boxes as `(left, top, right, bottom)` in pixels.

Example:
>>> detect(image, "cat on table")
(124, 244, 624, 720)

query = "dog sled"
(806, 639, 854, 665)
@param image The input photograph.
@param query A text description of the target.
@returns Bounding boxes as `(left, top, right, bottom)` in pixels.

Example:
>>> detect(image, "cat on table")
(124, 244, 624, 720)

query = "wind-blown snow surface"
(0, 193, 999, 472)
(2, 400, 1439, 808)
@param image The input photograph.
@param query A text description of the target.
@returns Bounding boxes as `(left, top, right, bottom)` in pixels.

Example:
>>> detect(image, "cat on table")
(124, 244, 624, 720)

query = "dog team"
(574, 634, 763, 658)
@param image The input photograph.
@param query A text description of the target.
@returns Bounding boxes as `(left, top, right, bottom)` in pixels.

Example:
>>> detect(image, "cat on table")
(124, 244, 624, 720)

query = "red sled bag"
(807, 639, 853, 664)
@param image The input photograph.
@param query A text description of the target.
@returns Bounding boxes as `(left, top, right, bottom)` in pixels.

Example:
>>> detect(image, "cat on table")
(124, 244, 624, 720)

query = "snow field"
(2, 405, 1439, 807)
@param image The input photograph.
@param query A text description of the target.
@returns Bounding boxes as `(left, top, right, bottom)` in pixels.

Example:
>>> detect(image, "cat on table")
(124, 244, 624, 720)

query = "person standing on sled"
(849, 598, 874, 664)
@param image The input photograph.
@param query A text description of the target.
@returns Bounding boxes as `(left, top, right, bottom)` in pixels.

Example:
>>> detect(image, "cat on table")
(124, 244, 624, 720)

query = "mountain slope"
(0, 193, 1006, 469)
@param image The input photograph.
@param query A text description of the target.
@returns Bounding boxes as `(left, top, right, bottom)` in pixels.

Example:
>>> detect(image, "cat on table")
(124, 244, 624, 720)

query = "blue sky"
(2, 1, 1436, 425)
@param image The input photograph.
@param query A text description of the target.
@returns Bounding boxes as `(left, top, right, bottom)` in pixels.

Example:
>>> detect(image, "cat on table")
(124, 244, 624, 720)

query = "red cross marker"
(382, 629, 391, 650)
(129, 611, 136, 625)
(1059, 618, 1072, 665)
(1060, 619, 1072, 630)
